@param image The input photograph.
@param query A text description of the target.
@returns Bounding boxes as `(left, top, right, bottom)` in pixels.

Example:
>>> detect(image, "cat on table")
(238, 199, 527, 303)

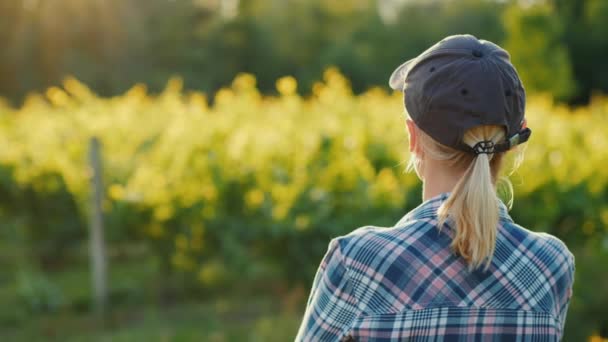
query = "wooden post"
(88, 137, 108, 317)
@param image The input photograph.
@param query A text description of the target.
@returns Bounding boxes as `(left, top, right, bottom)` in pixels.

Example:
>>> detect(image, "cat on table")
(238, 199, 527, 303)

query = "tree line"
(0, 0, 606, 105)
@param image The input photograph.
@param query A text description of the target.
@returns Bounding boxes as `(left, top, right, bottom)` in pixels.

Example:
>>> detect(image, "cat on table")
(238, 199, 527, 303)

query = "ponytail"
(437, 152, 499, 272)
(409, 123, 511, 272)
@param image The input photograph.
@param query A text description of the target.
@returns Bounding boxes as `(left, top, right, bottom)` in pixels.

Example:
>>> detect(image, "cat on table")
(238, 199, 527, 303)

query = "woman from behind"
(295, 34, 575, 341)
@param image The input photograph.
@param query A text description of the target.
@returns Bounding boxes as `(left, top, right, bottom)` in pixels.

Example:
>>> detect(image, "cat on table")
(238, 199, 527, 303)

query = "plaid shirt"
(295, 192, 575, 341)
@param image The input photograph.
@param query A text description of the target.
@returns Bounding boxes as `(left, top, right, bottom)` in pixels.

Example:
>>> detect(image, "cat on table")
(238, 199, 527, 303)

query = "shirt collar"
(395, 191, 513, 227)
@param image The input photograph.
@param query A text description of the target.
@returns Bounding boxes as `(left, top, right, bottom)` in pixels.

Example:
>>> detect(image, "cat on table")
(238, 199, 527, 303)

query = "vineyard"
(0, 69, 607, 340)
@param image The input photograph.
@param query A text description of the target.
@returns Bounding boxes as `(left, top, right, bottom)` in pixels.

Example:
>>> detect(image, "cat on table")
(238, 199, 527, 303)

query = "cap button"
(472, 49, 483, 58)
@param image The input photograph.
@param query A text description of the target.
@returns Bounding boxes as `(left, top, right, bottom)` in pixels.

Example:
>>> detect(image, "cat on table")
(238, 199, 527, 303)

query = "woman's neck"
(422, 160, 465, 201)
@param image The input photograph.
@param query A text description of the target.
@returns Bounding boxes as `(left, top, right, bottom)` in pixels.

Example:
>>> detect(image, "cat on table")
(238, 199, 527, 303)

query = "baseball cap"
(389, 34, 531, 155)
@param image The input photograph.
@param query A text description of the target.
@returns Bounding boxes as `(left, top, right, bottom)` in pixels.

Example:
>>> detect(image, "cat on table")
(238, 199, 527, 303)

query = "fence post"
(88, 136, 108, 317)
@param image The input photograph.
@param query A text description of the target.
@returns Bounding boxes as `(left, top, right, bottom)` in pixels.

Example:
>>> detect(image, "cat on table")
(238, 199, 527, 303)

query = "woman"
(295, 34, 575, 341)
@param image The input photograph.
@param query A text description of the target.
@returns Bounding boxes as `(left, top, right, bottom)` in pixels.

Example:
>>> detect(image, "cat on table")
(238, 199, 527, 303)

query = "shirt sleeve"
(295, 238, 359, 341)
(557, 252, 575, 340)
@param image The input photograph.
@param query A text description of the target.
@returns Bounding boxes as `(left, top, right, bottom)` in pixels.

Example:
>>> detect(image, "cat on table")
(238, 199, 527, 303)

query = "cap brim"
(389, 58, 416, 90)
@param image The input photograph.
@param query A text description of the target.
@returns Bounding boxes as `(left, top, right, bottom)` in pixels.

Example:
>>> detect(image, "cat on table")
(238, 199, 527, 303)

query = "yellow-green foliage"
(1, 69, 607, 290)
(2, 67, 606, 342)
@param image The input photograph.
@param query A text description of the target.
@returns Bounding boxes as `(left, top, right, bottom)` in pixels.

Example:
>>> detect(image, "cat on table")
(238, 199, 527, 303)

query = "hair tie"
(472, 140, 495, 155)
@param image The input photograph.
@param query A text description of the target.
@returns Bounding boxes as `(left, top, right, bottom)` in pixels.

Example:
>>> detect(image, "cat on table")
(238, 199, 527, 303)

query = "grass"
(1, 298, 301, 341)
(0, 243, 303, 341)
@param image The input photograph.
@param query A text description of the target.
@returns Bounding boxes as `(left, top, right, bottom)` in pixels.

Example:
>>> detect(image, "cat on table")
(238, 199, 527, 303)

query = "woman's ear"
(406, 119, 419, 154)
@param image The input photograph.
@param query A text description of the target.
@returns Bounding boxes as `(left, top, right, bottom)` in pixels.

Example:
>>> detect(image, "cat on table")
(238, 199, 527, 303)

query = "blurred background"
(0, 0, 607, 341)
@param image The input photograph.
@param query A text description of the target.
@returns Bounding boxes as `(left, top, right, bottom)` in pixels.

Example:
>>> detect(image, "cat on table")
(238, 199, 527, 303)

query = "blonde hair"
(407, 121, 525, 272)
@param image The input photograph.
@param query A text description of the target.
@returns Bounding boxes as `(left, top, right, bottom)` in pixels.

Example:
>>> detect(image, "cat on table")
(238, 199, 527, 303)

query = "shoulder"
(329, 220, 436, 266)
(537, 231, 575, 262)
(503, 222, 575, 294)
(531, 230, 576, 319)
(507, 221, 575, 266)
(535, 230, 576, 283)
(327, 225, 385, 259)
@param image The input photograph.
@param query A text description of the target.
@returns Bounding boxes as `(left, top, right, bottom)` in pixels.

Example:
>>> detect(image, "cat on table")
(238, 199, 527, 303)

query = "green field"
(0, 240, 303, 341)
(1, 71, 607, 340)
